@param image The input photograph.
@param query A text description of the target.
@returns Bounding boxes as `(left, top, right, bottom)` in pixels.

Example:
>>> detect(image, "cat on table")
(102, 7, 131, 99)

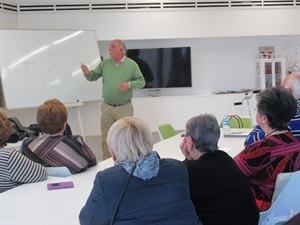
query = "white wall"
(6, 93, 257, 135)
(2, 6, 300, 134)
(17, 8, 300, 39)
(99, 36, 300, 95)
(0, 11, 17, 29)
(16, 8, 300, 94)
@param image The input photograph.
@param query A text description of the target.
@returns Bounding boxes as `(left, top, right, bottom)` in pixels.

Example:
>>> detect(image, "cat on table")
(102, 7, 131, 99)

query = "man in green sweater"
(81, 39, 145, 160)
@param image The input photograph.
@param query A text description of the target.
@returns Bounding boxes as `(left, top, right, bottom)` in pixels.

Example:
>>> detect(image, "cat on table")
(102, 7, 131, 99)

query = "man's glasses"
(181, 133, 188, 139)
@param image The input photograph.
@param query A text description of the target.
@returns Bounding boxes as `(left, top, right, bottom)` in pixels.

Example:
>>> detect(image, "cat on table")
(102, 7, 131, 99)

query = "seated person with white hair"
(79, 117, 202, 225)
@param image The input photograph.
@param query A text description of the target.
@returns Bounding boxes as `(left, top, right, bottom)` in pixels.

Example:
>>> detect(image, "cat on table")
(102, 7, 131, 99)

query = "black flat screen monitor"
(126, 47, 192, 89)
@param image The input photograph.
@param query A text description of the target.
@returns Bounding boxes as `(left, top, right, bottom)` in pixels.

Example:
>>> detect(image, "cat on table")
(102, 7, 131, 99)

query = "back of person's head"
(0, 109, 13, 147)
(281, 72, 300, 100)
(185, 113, 220, 152)
(107, 117, 153, 162)
(256, 86, 297, 130)
(37, 99, 68, 134)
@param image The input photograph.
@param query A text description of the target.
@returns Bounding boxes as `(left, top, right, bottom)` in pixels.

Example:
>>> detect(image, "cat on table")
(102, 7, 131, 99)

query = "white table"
(5, 141, 23, 151)
(154, 128, 249, 159)
(0, 129, 249, 225)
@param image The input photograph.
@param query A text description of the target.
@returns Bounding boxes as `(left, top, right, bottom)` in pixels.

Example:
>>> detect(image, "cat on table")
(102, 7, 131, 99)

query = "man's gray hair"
(114, 39, 126, 53)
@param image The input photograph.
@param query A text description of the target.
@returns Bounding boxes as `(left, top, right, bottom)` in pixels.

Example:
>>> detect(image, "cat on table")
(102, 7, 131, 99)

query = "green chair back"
(220, 115, 252, 128)
(158, 124, 177, 140)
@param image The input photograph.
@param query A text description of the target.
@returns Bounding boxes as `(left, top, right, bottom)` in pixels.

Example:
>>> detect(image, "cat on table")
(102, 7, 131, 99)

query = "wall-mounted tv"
(126, 47, 192, 89)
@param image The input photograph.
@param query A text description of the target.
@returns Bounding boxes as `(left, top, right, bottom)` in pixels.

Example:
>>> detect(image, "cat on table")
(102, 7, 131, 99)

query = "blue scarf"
(115, 151, 159, 181)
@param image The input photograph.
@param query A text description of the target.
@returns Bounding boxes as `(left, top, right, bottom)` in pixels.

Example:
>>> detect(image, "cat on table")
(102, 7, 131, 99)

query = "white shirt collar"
(114, 56, 125, 66)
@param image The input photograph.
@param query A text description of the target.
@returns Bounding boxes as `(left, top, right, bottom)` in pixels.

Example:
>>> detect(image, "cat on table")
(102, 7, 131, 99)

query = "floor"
(85, 132, 162, 162)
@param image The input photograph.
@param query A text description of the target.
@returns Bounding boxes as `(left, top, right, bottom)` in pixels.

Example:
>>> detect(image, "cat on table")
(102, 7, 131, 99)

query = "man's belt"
(105, 102, 127, 107)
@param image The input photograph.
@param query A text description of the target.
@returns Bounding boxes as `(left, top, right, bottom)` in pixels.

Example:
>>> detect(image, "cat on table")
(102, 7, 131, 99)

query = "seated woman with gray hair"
(244, 71, 300, 146)
(180, 113, 259, 225)
(235, 86, 300, 211)
(79, 117, 201, 225)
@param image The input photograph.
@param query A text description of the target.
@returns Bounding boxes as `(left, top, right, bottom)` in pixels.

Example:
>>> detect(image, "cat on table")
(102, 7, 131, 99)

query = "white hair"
(107, 117, 154, 162)
(282, 72, 300, 100)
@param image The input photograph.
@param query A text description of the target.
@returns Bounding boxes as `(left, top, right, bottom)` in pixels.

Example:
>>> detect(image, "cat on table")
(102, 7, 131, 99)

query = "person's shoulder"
(22, 136, 38, 143)
(96, 165, 124, 179)
(124, 57, 138, 65)
(213, 149, 232, 157)
(160, 158, 187, 170)
(60, 134, 84, 142)
(94, 166, 127, 185)
(160, 157, 183, 165)
(100, 58, 113, 67)
(1, 148, 24, 161)
(294, 113, 300, 118)
(201, 150, 232, 161)
(63, 134, 81, 140)
(102, 58, 111, 63)
(183, 150, 230, 165)
(239, 138, 268, 156)
(0, 148, 17, 156)
(290, 113, 300, 121)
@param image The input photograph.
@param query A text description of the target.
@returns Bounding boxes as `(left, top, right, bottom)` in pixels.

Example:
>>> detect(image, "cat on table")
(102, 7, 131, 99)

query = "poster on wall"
(259, 46, 274, 59)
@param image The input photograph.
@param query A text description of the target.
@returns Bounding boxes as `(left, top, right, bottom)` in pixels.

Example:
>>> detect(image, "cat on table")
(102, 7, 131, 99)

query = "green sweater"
(85, 57, 145, 104)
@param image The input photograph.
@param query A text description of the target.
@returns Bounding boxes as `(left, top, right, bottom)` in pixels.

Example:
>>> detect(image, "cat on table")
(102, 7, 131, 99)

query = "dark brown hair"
(0, 109, 13, 147)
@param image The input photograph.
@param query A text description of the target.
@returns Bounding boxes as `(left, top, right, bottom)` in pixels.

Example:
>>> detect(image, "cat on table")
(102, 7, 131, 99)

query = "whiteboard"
(0, 30, 102, 110)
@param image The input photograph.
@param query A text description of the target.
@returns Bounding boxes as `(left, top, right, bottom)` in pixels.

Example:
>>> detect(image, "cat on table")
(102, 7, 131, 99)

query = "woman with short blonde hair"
(80, 117, 201, 225)
(107, 117, 153, 162)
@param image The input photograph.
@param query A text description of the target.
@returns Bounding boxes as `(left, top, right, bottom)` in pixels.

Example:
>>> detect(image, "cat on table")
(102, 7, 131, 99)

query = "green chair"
(220, 115, 252, 128)
(158, 124, 177, 140)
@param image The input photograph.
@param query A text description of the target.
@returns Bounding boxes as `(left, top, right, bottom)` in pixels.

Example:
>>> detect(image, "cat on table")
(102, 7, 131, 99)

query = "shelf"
(256, 54, 286, 89)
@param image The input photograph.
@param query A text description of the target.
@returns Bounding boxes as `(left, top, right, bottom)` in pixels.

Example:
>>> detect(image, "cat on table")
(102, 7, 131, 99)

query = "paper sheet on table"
(218, 147, 232, 153)
(46, 167, 72, 178)
(223, 132, 249, 137)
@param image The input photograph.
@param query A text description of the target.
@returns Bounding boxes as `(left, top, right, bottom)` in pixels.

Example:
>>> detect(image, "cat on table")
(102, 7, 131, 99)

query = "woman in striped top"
(0, 109, 47, 193)
(20, 99, 97, 174)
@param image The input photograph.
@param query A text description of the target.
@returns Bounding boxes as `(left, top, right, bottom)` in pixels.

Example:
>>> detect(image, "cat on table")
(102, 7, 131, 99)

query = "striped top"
(244, 114, 300, 146)
(0, 148, 48, 193)
(20, 135, 97, 174)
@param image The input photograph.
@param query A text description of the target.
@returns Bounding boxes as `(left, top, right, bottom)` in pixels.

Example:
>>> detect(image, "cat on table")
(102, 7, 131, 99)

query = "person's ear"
(186, 136, 195, 150)
(187, 135, 194, 144)
(110, 149, 117, 161)
(286, 86, 293, 94)
(262, 115, 268, 124)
